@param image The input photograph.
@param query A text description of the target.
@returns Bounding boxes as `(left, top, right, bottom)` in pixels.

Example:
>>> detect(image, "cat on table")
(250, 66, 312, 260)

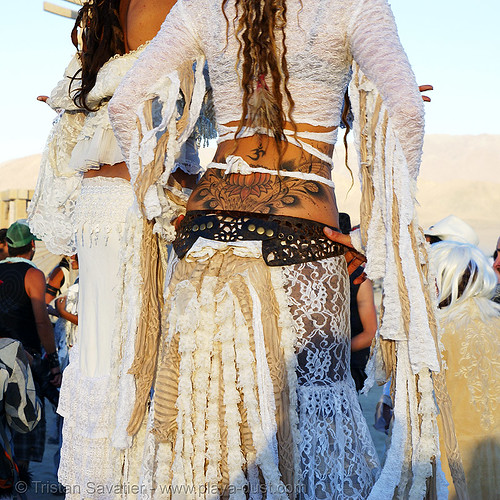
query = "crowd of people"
(0, 0, 498, 498)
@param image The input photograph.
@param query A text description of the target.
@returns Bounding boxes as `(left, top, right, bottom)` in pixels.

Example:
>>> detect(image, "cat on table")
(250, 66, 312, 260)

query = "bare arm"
(56, 296, 78, 326)
(351, 278, 378, 352)
(45, 266, 65, 304)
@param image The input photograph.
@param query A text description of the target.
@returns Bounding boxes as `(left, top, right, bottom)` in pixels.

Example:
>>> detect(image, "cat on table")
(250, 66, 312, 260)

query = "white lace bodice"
(111, 0, 424, 175)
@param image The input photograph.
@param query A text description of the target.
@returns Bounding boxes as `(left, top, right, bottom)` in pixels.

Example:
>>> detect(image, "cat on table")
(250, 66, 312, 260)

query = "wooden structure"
(0, 190, 34, 229)
(43, 0, 81, 20)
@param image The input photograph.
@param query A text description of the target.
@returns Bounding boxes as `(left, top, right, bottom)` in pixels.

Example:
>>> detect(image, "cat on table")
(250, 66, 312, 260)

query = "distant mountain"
(0, 154, 41, 191)
(332, 134, 499, 253)
(1, 134, 498, 252)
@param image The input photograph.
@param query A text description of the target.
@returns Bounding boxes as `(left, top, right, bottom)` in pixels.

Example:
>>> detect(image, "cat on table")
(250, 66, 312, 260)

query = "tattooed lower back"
(188, 163, 334, 216)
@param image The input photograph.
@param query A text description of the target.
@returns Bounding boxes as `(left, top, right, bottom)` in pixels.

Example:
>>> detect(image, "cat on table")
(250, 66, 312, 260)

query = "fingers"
(418, 84, 433, 103)
(418, 85, 433, 92)
(323, 226, 354, 248)
(37, 95, 49, 103)
(174, 214, 185, 232)
(353, 271, 367, 285)
(345, 252, 366, 273)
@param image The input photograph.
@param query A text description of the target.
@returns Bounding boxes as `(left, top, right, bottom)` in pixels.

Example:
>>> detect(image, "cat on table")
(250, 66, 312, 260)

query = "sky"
(0, 0, 499, 163)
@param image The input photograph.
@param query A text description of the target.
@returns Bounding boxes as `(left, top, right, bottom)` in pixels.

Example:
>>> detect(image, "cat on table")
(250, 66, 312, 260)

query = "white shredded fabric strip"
(207, 155, 336, 188)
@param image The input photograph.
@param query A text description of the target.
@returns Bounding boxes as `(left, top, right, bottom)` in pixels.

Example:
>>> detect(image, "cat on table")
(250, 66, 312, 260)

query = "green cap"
(6, 221, 40, 248)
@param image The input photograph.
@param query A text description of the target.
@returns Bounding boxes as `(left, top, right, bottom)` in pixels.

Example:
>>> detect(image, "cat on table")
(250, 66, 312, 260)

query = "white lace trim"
(57, 345, 113, 439)
(297, 384, 380, 499)
(27, 112, 84, 255)
(68, 106, 124, 172)
(73, 177, 134, 247)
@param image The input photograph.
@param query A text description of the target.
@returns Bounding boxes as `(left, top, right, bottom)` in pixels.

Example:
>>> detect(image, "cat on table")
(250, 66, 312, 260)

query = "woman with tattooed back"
(109, 0, 446, 497)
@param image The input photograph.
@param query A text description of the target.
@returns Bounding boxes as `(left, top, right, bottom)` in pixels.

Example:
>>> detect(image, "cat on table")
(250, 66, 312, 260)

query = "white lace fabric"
(281, 257, 380, 499)
(27, 49, 144, 254)
(110, 0, 423, 174)
(57, 177, 147, 499)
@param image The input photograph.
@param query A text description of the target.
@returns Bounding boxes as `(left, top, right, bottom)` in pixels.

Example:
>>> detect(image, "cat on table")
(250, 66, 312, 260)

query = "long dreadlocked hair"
(222, 0, 297, 154)
(222, 0, 354, 178)
(70, 0, 125, 111)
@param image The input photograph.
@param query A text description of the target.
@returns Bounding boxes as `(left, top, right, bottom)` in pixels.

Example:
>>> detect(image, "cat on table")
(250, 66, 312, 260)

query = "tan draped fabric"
(126, 64, 197, 436)
(149, 248, 299, 497)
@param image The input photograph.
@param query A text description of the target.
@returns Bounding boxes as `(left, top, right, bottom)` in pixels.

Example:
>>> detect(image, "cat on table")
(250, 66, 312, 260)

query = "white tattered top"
(110, 0, 424, 176)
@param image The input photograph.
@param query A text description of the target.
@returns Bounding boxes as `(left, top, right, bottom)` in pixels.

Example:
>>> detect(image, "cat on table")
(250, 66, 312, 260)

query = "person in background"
(492, 236, 500, 304)
(45, 256, 72, 306)
(339, 213, 377, 392)
(48, 255, 79, 494)
(0, 221, 61, 473)
(108, 0, 444, 493)
(430, 241, 500, 499)
(424, 215, 479, 246)
(0, 229, 8, 261)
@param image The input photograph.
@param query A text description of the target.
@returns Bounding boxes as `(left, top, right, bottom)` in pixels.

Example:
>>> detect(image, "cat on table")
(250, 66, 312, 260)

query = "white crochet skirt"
(139, 240, 380, 499)
(58, 176, 145, 499)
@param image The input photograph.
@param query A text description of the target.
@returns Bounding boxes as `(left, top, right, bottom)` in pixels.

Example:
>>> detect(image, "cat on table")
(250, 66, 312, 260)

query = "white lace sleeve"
(348, 0, 424, 178)
(47, 54, 82, 113)
(27, 111, 85, 255)
(109, 0, 202, 159)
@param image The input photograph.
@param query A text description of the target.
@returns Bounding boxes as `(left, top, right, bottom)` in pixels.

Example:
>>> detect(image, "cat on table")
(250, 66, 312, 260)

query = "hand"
(173, 214, 185, 232)
(37, 95, 49, 104)
(419, 85, 433, 103)
(55, 296, 67, 314)
(24, 351, 34, 365)
(323, 227, 367, 285)
(50, 367, 62, 388)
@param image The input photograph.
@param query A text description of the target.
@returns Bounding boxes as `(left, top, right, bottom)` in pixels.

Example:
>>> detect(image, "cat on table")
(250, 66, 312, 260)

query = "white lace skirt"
(58, 177, 145, 499)
(281, 259, 380, 499)
(139, 241, 380, 499)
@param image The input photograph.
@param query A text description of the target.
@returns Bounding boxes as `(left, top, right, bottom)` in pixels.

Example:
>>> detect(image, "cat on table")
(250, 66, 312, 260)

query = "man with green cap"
(0, 220, 61, 469)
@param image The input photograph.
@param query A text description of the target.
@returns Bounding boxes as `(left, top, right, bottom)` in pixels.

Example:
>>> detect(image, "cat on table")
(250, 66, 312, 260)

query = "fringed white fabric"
(350, 65, 446, 498)
(350, 67, 439, 372)
(27, 47, 147, 255)
(139, 244, 301, 499)
(111, 204, 145, 449)
(110, 55, 209, 243)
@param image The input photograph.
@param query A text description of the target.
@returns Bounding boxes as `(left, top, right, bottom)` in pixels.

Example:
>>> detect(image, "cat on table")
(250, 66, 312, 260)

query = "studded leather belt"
(173, 210, 346, 266)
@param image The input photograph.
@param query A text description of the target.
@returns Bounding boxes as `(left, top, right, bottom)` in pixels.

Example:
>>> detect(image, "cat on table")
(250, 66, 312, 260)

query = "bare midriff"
(187, 121, 340, 228)
(83, 162, 131, 181)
